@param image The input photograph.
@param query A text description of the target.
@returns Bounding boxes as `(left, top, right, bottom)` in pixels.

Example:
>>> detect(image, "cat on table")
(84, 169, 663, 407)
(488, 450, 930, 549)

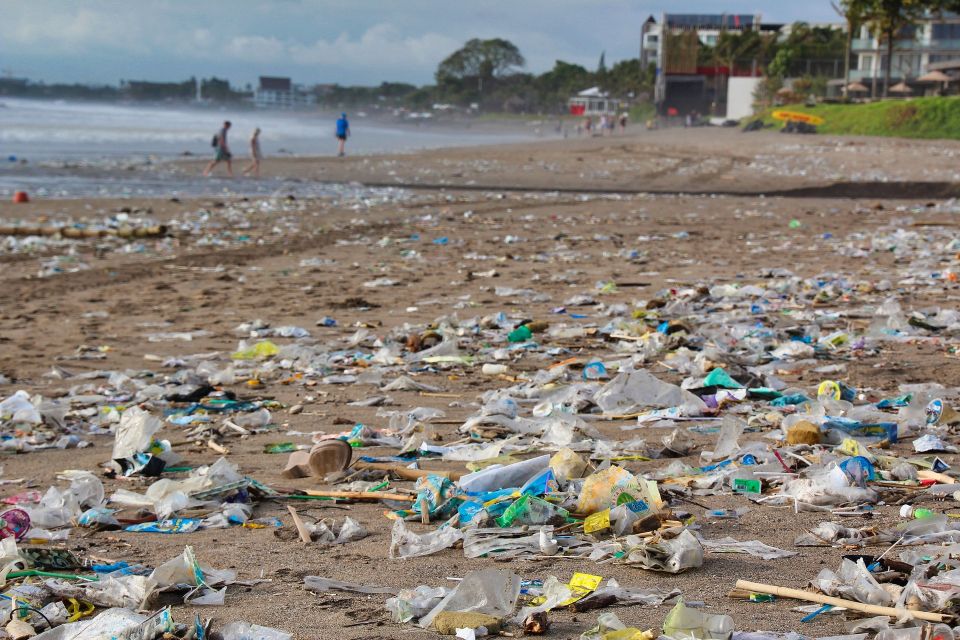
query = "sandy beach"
(1, 127, 959, 639)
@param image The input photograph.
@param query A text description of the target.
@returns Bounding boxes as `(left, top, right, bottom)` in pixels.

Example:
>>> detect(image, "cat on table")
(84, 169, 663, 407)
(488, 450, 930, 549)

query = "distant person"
(599, 114, 609, 135)
(335, 113, 350, 157)
(583, 116, 592, 135)
(241, 127, 262, 178)
(203, 120, 233, 177)
(619, 112, 628, 133)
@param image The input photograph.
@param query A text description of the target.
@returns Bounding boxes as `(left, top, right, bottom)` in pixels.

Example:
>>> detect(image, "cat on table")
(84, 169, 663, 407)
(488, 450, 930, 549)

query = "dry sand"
(0, 127, 959, 638)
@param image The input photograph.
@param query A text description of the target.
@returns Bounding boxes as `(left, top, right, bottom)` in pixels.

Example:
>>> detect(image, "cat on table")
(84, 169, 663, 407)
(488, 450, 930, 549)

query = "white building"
(852, 11, 960, 87)
(254, 76, 316, 109)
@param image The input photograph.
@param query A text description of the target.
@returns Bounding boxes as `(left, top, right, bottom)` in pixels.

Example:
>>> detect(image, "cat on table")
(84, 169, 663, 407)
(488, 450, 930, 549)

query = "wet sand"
(1, 128, 959, 638)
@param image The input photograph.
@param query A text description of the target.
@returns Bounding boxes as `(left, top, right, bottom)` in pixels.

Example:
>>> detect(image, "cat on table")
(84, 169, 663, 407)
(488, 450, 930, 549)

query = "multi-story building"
(643, 13, 782, 117)
(253, 76, 316, 109)
(852, 11, 960, 88)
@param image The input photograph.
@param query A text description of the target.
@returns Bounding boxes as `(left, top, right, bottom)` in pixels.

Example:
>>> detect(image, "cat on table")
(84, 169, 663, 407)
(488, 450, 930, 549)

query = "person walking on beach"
(335, 113, 350, 157)
(203, 120, 233, 177)
(241, 127, 262, 178)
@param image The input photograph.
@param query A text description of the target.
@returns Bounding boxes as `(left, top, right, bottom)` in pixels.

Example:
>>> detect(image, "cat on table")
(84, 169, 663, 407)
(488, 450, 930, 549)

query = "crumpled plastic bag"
(698, 537, 797, 560)
(580, 612, 655, 640)
(0, 390, 41, 425)
(593, 368, 706, 416)
(112, 406, 162, 459)
(32, 607, 173, 640)
(389, 518, 464, 559)
(418, 568, 520, 629)
(513, 575, 572, 623)
(44, 574, 151, 609)
(813, 558, 893, 606)
(621, 529, 704, 574)
(385, 585, 449, 623)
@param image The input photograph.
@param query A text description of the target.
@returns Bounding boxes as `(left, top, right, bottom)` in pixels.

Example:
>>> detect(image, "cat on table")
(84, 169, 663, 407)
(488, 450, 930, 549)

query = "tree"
(436, 38, 525, 96)
(835, 1, 869, 98)
(597, 51, 607, 73)
(859, 0, 928, 97)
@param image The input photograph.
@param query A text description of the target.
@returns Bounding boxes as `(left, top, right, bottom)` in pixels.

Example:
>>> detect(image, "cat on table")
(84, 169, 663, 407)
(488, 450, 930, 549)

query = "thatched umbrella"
(918, 70, 950, 83)
(889, 81, 913, 95)
(846, 81, 869, 93)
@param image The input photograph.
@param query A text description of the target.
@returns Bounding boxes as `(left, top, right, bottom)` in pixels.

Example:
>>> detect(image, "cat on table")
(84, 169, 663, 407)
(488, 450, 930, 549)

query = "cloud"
(292, 24, 457, 67)
(0, 0, 842, 85)
(224, 35, 289, 62)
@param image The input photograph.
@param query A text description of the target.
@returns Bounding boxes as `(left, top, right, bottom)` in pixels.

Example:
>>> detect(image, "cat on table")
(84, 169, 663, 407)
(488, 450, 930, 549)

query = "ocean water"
(0, 98, 533, 198)
(0, 97, 529, 160)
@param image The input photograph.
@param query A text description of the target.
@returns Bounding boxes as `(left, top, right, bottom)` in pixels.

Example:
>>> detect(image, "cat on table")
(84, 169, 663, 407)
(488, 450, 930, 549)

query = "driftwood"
(735, 579, 951, 623)
(0, 225, 168, 239)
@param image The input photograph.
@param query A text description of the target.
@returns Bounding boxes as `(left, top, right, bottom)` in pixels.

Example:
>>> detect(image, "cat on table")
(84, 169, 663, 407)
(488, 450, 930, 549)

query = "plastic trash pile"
(5, 196, 960, 639)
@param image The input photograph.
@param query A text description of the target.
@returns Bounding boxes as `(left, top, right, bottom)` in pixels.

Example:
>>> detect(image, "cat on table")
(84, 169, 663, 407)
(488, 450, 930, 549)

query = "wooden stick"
(301, 489, 416, 502)
(352, 460, 463, 481)
(735, 580, 950, 623)
(286, 506, 312, 543)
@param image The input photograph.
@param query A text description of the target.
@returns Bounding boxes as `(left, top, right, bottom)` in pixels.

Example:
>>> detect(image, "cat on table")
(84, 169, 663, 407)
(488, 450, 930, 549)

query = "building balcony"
(853, 37, 960, 52)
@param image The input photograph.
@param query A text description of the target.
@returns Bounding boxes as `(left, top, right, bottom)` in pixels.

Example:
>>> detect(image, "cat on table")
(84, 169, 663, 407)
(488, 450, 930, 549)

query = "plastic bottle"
(900, 505, 935, 519)
(482, 363, 508, 376)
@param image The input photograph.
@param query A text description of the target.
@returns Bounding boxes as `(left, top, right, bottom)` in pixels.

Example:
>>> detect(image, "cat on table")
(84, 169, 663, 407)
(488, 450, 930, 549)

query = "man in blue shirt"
(335, 113, 350, 157)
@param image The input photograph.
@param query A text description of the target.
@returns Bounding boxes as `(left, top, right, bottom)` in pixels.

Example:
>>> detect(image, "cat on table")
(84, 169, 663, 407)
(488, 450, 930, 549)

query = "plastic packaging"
(621, 529, 704, 574)
(386, 585, 449, 623)
(389, 518, 464, 559)
(220, 622, 293, 640)
(900, 505, 935, 519)
(550, 447, 587, 482)
(459, 455, 550, 494)
(661, 599, 733, 640)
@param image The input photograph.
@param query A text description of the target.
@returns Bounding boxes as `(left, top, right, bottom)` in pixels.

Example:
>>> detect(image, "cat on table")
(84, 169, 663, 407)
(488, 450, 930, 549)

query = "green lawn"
(755, 96, 960, 139)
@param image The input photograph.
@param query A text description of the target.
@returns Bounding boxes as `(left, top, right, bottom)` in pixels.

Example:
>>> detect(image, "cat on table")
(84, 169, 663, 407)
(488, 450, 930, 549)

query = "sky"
(1, 1, 840, 88)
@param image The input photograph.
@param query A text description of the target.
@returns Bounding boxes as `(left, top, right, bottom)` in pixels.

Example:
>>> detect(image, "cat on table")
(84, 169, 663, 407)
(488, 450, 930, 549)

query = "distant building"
(568, 87, 622, 116)
(254, 76, 315, 109)
(645, 13, 782, 117)
(852, 11, 960, 92)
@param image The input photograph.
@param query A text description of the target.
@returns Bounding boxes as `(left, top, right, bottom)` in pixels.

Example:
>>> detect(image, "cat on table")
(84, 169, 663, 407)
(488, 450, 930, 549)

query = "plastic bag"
(418, 568, 520, 629)
(495, 495, 569, 527)
(389, 518, 463, 559)
(0, 390, 41, 425)
(220, 622, 292, 640)
(621, 529, 704, 574)
(550, 447, 587, 481)
(304, 576, 396, 595)
(700, 415, 745, 464)
(112, 407, 161, 459)
(813, 558, 893, 606)
(594, 369, 706, 416)
(459, 455, 550, 494)
(386, 585, 449, 623)
(576, 466, 644, 515)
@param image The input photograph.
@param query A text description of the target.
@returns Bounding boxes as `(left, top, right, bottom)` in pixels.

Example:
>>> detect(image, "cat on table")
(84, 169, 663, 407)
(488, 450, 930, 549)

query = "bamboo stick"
(735, 580, 950, 623)
(301, 489, 415, 502)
